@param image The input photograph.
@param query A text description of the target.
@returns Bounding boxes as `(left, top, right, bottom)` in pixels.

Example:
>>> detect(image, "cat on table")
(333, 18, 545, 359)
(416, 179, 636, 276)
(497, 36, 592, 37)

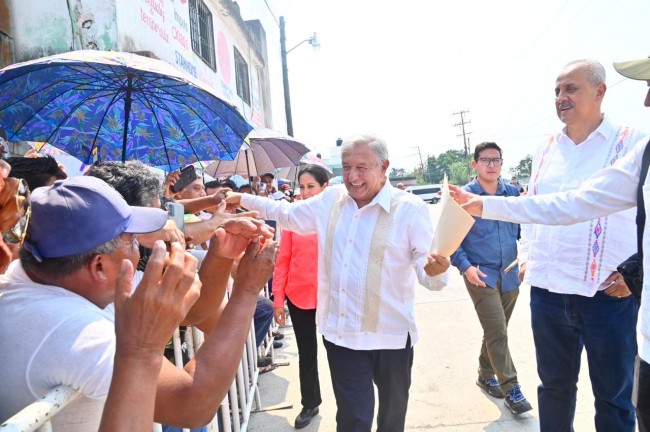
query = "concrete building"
(0, 0, 284, 133)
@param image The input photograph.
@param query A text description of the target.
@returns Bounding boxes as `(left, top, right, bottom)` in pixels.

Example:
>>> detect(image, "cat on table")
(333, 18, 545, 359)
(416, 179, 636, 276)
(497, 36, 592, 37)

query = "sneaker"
(476, 377, 505, 398)
(504, 385, 533, 414)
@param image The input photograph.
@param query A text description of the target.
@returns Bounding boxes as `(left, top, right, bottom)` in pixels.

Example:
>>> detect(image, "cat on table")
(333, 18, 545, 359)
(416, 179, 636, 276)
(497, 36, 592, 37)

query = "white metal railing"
(154, 318, 262, 432)
(0, 385, 80, 432)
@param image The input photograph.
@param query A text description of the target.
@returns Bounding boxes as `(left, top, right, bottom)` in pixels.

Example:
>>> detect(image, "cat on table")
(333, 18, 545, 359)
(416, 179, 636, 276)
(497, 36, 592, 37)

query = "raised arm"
(99, 241, 200, 432)
(152, 237, 277, 427)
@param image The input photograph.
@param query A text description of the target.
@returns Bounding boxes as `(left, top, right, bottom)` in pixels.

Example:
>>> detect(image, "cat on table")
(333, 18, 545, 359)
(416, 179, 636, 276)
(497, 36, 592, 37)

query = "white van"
(404, 184, 442, 204)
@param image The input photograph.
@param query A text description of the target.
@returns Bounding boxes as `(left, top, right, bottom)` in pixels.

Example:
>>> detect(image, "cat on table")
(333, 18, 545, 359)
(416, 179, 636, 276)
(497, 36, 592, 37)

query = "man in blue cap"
(0, 176, 277, 431)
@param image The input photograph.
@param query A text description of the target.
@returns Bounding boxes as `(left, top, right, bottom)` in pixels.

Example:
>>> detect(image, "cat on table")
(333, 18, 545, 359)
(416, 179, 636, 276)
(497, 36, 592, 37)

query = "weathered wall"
(9, 0, 117, 62)
(114, 0, 266, 126)
(5, 0, 270, 127)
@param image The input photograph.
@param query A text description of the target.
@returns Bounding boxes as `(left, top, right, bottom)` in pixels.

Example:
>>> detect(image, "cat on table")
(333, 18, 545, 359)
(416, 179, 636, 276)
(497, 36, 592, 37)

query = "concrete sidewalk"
(248, 206, 598, 431)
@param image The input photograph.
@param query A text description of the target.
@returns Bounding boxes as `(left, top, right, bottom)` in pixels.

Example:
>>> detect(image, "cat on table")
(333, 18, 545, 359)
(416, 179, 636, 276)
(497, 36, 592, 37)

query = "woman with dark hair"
(273, 164, 329, 429)
(5, 156, 67, 191)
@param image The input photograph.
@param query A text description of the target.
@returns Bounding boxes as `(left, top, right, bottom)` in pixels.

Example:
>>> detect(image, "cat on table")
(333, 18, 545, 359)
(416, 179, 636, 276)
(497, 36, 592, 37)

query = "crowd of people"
(1, 54, 650, 432)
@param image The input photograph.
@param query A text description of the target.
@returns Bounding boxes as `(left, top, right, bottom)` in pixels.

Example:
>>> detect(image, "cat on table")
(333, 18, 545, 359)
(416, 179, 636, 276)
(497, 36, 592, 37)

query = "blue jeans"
(530, 287, 638, 432)
(254, 296, 274, 348)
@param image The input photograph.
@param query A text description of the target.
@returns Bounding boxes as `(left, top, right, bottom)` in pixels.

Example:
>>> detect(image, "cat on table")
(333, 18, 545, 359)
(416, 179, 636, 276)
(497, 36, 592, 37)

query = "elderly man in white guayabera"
(226, 134, 450, 432)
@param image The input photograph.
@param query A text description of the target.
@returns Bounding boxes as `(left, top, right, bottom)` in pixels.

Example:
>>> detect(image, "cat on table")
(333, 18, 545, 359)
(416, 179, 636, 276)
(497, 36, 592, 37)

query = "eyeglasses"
(2, 178, 31, 246)
(478, 158, 503, 167)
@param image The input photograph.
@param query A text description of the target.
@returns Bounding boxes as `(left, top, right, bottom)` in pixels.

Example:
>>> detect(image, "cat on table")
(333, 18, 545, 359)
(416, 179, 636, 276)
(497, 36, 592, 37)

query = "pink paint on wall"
(217, 31, 231, 84)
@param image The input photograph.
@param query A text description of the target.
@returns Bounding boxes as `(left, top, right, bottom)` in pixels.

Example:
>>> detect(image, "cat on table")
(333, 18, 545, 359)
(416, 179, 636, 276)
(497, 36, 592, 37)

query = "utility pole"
(279, 16, 293, 137)
(416, 146, 426, 182)
(453, 110, 472, 181)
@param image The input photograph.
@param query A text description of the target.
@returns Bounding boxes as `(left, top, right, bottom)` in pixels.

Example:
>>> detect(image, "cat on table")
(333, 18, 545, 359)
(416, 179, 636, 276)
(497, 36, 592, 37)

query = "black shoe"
(273, 341, 283, 349)
(504, 385, 533, 414)
(476, 377, 505, 398)
(257, 355, 272, 368)
(274, 333, 285, 341)
(295, 406, 319, 429)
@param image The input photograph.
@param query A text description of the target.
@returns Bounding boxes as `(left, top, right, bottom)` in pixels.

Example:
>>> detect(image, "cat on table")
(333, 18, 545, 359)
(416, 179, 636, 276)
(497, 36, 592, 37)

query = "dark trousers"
(323, 335, 413, 432)
(638, 358, 650, 432)
(531, 287, 638, 432)
(286, 297, 322, 409)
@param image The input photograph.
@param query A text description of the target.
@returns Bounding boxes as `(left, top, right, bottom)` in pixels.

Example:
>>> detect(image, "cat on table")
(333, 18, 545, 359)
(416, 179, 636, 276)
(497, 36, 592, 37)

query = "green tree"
(449, 161, 470, 185)
(509, 154, 533, 181)
(426, 149, 468, 183)
(389, 167, 409, 179)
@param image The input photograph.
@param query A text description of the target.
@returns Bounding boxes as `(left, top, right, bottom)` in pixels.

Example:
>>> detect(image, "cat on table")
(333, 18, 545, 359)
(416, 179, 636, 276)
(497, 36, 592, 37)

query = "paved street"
(248, 203, 598, 431)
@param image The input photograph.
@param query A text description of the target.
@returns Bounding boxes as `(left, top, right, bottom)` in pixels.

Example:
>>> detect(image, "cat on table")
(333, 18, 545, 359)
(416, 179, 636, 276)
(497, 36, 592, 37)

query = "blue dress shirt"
(451, 178, 521, 292)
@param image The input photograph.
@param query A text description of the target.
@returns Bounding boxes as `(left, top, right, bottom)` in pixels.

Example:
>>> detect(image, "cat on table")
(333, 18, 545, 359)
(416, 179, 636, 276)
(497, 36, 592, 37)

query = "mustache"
(558, 101, 575, 110)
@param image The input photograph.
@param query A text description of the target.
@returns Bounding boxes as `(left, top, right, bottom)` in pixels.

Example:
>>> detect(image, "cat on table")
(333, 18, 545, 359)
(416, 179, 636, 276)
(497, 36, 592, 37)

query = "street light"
(280, 16, 319, 137)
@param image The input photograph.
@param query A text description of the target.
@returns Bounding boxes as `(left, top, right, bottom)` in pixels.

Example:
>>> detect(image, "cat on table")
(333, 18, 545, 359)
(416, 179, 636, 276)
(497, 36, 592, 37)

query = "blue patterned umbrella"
(0, 50, 253, 170)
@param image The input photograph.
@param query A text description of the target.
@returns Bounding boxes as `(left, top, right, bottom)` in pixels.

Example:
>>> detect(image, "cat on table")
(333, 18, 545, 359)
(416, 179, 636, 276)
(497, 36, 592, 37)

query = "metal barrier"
(156, 318, 262, 432)
(0, 386, 80, 432)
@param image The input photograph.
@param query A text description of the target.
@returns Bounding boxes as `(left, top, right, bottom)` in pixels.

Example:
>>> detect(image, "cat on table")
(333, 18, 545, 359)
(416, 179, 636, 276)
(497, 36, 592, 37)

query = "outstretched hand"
(113, 241, 201, 355)
(138, 219, 186, 250)
(232, 237, 278, 296)
(100, 241, 200, 432)
(448, 185, 484, 216)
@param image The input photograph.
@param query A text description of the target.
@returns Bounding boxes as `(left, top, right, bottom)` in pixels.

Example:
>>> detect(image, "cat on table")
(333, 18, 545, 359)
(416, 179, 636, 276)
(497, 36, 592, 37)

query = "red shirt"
(272, 230, 318, 310)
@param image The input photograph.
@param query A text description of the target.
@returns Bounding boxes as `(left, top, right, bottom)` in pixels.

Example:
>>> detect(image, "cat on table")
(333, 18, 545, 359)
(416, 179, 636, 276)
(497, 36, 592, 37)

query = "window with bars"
(188, 0, 216, 70)
(234, 47, 250, 105)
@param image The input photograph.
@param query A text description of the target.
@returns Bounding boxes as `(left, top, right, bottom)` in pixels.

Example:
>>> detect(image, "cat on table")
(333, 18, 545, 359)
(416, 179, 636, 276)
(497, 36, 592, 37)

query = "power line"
(263, 0, 279, 26)
(453, 110, 472, 181)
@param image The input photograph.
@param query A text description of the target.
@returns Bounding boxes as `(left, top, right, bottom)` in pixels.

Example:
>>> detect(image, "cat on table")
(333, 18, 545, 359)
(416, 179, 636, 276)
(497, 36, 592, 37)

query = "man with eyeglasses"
(513, 59, 644, 431)
(451, 142, 531, 414)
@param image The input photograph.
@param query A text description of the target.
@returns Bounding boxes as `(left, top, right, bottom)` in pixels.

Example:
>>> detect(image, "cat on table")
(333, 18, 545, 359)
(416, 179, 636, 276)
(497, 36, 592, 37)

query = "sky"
(240, 0, 650, 177)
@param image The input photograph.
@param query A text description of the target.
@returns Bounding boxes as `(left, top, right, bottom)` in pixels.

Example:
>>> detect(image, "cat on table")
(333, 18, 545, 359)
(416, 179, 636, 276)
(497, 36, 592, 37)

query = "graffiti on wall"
(172, 8, 189, 51)
(174, 50, 197, 77)
(140, 0, 169, 43)
(66, 0, 117, 51)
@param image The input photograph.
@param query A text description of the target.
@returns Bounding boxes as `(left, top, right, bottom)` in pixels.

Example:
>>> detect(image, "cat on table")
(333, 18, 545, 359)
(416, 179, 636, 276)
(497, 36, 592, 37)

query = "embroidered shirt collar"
(560, 114, 614, 143)
(344, 178, 392, 212)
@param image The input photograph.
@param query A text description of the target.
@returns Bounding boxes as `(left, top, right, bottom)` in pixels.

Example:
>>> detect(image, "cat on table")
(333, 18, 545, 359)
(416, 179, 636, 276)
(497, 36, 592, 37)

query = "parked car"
(405, 184, 442, 204)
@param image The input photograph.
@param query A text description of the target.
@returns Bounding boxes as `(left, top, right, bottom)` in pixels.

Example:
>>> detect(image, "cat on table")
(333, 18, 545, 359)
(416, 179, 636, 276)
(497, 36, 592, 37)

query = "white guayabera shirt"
(482, 135, 650, 363)
(519, 116, 644, 296)
(242, 182, 448, 351)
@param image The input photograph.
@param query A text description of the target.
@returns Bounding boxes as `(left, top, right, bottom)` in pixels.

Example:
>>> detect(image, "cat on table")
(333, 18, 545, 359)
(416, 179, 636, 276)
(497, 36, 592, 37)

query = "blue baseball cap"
(25, 176, 167, 259)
